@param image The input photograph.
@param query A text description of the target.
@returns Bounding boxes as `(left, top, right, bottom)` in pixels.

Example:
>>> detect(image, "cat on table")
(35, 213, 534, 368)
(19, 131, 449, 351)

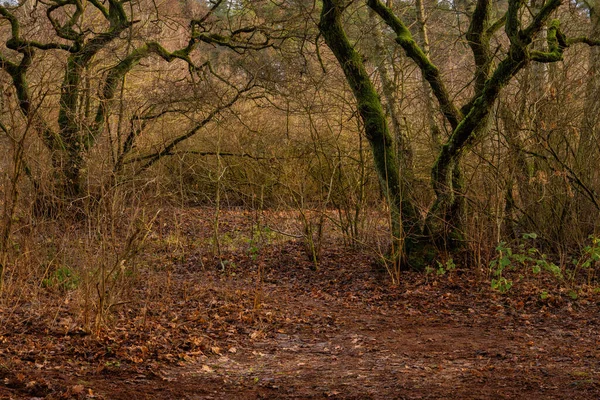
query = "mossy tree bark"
(370, 10, 414, 172)
(0, 0, 134, 199)
(367, 0, 599, 252)
(319, 0, 420, 268)
(320, 0, 600, 264)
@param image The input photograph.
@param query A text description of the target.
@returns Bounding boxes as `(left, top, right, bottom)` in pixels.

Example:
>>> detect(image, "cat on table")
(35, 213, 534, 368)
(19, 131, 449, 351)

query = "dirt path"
(1, 216, 599, 399)
(76, 275, 599, 400)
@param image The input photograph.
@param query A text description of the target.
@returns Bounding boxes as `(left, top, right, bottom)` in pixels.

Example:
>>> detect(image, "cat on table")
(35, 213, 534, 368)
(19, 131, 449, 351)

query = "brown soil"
(1, 208, 599, 399)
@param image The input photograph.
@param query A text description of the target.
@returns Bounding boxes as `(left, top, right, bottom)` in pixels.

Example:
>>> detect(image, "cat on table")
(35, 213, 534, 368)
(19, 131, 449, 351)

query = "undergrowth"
(488, 233, 600, 296)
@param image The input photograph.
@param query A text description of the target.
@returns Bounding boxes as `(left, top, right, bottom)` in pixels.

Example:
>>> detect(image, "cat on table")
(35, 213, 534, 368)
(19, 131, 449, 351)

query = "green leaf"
(568, 290, 578, 300)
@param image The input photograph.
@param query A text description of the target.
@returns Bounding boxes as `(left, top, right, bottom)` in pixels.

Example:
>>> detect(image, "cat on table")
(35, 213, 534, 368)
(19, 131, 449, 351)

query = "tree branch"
(367, 0, 462, 130)
(133, 84, 255, 172)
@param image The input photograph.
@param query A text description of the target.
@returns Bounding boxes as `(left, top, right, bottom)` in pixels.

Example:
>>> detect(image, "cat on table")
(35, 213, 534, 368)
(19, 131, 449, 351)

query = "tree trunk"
(319, 0, 420, 268)
(370, 10, 414, 171)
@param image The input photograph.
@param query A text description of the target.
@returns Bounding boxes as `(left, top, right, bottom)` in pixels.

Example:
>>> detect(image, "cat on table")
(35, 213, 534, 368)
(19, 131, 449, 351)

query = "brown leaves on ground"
(0, 208, 599, 399)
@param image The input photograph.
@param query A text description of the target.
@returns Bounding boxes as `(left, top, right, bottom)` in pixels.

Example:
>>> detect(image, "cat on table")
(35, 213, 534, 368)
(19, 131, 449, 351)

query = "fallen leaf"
(72, 384, 85, 394)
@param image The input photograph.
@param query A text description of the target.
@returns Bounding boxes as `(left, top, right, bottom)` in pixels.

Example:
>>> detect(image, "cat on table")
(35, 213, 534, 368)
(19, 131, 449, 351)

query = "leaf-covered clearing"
(1, 208, 599, 399)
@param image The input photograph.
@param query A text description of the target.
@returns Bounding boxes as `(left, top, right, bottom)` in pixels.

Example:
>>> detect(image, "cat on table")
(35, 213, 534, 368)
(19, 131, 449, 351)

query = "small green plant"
(42, 266, 79, 291)
(243, 224, 280, 262)
(248, 245, 260, 261)
(489, 233, 562, 293)
(104, 360, 121, 368)
(218, 259, 237, 273)
(251, 224, 277, 243)
(568, 236, 600, 285)
(427, 258, 456, 276)
(491, 276, 513, 293)
(489, 241, 514, 292)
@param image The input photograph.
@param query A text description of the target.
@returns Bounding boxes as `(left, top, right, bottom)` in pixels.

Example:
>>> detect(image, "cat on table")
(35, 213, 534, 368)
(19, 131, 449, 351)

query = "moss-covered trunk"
(319, 0, 420, 267)
(56, 55, 87, 198)
(52, 42, 177, 198)
(367, 0, 569, 253)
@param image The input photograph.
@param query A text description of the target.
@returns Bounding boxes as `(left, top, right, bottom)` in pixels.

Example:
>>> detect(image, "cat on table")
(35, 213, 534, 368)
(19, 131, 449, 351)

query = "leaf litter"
(0, 207, 599, 399)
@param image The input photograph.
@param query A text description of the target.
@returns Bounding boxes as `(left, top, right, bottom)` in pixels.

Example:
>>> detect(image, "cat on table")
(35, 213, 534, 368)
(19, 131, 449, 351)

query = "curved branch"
(521, 0, 562, 40)
(194, 31, 273, 53)
(466, 0, 493, 95)
(486, 12, 507, 37)
(46, 0, 84, 41)
(567, 36, 600, 46)
(367, 0, 462, 129)
(88, 41, 197, 148)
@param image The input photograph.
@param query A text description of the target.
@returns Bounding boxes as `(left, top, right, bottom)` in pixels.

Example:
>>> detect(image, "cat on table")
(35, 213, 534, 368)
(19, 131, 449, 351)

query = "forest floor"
(0, 207, 599, 399)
